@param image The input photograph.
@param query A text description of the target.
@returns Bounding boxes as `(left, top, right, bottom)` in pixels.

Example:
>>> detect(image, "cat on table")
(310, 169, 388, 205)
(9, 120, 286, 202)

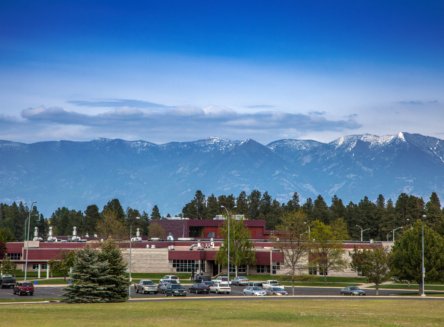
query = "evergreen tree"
(203, 194, 219, 219)
(150, 205, 161, 220)
(312, 195, 330, 224)
(84, 205, 101, 235)
(236, 191, 249, 215)
(344, 201, 360, 240)
(139, 211, 150, 236)
(102, 199, 126, 223)
(284, 192, 301, 212)
(247, 190, 261, 220)
(99, 239, 130, 302)
(62, 246, 114, 303)
(330, 195, 346, 220)
(302, 198, 314, 220)
(425, 193, 443, 229)
(0, 239, 6, 260)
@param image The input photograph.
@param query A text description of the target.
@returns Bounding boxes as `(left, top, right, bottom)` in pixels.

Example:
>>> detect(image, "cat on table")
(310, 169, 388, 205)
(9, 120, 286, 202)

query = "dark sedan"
(340, 286, 366, 296)
(165, 284, 187, 297)
(204, 281, 215, 287)
(157, 280, 178, 294)
(265, 287, 288, 296)
(188, 282, 210, 294)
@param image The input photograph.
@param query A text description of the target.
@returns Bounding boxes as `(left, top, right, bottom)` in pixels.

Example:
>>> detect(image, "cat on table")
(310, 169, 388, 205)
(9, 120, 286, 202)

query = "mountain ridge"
(1, 132, 443, 216)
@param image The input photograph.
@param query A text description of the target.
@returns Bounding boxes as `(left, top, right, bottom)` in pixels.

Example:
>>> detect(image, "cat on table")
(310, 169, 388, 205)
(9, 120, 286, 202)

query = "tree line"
(1, 190, 443, 241)
(182, 190, 444, 241)
(0, 199, 163, 241)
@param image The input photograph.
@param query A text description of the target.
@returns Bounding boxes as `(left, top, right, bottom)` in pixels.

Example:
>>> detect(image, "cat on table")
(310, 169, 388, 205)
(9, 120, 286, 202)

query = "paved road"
(0, 284, 433, 301)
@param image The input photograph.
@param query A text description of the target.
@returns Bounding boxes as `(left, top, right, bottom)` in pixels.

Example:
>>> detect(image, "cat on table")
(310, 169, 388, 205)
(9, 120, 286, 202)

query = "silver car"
(243, 286, 267, 296)
(265, 287, 288, 296)
(135, 280, 158, 294)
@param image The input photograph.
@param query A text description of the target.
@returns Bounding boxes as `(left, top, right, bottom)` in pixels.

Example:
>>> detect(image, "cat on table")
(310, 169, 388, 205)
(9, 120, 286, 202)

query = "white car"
(262, 280, 281, 289)
(210, 282, 231, 294)
(213, 276, 232, 285)
(160, 275, 180, 284)
(243, 286, 267, 296)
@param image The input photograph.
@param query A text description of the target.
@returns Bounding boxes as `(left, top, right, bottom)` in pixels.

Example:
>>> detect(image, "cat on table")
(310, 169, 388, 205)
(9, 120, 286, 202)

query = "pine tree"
(150, 205, 161, 220)
(102, 199, 126, 223)
(99, 239, 130, 302)
(247, 190, 261, 220)
(84, 205, 101, 235)
(312, 195, 330, 224)
(236, 191, 249, 215)
(62, 246, 114, 303)
(203, 194, 220, 219)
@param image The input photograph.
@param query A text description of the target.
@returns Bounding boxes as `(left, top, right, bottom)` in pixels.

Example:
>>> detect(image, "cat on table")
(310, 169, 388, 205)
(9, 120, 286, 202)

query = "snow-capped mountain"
(1, 133, 443, 216)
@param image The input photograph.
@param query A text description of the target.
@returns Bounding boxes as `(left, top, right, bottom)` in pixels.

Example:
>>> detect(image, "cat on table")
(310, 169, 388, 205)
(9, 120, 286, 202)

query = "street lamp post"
(24, 201, 37, 282)
(304, 222, 311, 239)
(392, 227, 403, 243)
(128, 216, 140, 299)
(422, 215, 426, 297)
(300, 231, 307, 239)
(407, 219, 412, 229)
(221, 205, 237, 283)
(387, 231, 392, 242)
(356, 225, 370, 242)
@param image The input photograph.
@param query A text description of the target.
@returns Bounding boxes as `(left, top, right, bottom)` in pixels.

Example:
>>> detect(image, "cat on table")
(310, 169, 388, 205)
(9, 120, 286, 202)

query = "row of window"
(309, 266, 327, 276)
(32, 264, 48, 270)
(229, 265, 246, 273)
(172, 260, 205, 273)
(8, 253, 22, 260)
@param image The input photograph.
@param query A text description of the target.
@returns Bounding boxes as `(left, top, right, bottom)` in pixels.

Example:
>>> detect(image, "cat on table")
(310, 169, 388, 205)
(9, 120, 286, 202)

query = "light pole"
(393, 227, 403, 243)
(221, 205, 237, 282)
(300, 231, 307, 240)
(422, 215, 426, 297)
(387, 231, 392, 242)
(356, 225, 370, 242)
(24, 201, 37, 282)
(304, 222, 311, 239)
(128, 216, 140, 299)
(407, 219, 412, 229)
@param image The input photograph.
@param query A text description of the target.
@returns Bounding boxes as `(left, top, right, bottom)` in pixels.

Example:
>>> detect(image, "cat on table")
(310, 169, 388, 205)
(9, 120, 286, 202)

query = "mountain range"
(1, 132, 443, 216)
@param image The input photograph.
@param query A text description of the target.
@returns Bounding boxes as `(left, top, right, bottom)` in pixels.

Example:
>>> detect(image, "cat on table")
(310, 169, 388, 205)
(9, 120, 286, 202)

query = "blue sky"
(1, 0, 443, 144)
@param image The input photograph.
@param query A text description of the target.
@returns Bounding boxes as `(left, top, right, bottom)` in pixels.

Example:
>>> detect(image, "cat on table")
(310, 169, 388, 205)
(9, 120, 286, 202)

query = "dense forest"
(1, 190, 443, 241)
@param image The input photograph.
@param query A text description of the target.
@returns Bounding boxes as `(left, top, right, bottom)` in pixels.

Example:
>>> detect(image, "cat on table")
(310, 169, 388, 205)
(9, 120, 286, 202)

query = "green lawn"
(1, 300, 444, 326)
(0, 298, 60, 303)
(369, 284, 444, 290)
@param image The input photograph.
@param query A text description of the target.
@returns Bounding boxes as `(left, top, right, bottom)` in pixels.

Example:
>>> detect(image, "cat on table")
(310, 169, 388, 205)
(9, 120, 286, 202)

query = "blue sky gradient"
(1, 1, 443, 143)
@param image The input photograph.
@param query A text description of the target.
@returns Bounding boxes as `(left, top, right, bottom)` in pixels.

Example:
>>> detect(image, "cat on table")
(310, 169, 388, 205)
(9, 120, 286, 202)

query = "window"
(229, 265, 246, 273)
(256, 265, 270, 273)
(8, 253, 21, 260)
(32, 264, 39, 270)
(42, 264, 48, 270)
(319, 266, 328, 276)
(172, 260, 205, 273)
(308, 266, 317, 275)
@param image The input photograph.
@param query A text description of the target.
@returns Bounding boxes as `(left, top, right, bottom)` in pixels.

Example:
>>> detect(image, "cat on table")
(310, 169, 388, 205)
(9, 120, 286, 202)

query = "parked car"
(243, 286, 267, 296)
(262, 280, 281, 289)
(160, 275, 180, 283)
(203, 281, 215, 287)
(247, 281, 263, 287)
(14, 282, 34, 296)
(265, 287, 288, 296)
(210, 282, 231, 294)
(340, 287, 366, 296)
(0, 275, 16, 289)
(232, 276, 249, 286)
(157, 281, 177, 294)
(164, 284, 187, 297)
(194, 275, 212, 283)
(188, 282, 210, 294)
(213, 276, 232, 285)
(135, 280, 158, 294)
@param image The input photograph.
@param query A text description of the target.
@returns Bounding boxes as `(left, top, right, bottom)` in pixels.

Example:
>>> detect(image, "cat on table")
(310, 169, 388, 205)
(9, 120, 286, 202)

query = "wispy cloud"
(14, 104, 362, 144)
(398, 100, 439, 105)
(67, 99, 172, 109)
(245, 105, 276, 109)
(309, 111, 326, 116)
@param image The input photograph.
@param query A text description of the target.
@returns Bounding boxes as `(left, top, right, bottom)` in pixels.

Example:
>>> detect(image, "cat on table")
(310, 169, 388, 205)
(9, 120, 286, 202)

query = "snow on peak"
(397, 132, 406, 141)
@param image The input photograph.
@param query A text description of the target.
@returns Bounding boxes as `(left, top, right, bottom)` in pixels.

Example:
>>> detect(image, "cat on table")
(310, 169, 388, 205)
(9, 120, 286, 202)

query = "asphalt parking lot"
(0, 284, 427, 301)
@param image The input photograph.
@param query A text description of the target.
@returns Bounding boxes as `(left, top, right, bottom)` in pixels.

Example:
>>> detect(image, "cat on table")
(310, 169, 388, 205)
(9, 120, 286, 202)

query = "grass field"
(1, 300, 444, 326)
(369, 284, 444, 291)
